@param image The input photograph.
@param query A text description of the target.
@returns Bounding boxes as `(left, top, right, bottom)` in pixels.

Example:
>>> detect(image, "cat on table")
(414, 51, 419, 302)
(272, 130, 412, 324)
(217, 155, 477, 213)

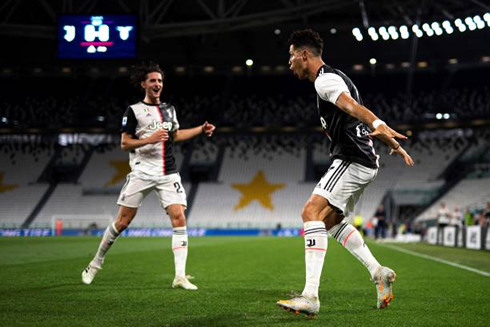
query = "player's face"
(142, 72, 163, 100)
(289, 45, 308, 80)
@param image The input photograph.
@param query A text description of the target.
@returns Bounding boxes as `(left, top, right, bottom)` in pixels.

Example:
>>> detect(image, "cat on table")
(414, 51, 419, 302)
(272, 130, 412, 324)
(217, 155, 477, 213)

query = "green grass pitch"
(1, 236, 490, 326)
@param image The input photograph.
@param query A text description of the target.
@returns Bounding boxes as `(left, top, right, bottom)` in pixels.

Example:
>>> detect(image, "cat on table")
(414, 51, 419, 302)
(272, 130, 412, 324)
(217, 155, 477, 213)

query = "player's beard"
(291, 65, 306, 80)
(294, 70, 306, 80)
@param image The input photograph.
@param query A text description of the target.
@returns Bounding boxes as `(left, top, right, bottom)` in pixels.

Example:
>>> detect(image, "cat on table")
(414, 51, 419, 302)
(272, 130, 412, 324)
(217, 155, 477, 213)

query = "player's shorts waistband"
(130, 170, 180, 181)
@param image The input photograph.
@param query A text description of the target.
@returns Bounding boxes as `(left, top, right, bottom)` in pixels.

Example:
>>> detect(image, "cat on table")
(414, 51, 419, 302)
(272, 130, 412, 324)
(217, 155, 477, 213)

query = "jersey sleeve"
(314, 73, 350, 105)
(171, 106, 180, 131)
(120, 106, 137, 135)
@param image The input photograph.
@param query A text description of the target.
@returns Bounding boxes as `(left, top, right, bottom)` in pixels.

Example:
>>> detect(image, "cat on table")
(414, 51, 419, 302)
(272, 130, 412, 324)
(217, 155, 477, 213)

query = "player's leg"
(93, 206, 138, 267)
(157, 174, 196, 290)
(277, 195, 335, 317)
(277, 194, 330, 311)
(82, 206, 137, 285)
(301, 195, 331, 297)
(325, 211, 395, 308)
(300, 159, 354, 297)
(314, 160, 381, 277)
(324, 211, 381, 278)
(82, 173, 151, 285)
(278, 161, 350, 316)
(166, 204, 196, 290)
(321, 162, 395, 308)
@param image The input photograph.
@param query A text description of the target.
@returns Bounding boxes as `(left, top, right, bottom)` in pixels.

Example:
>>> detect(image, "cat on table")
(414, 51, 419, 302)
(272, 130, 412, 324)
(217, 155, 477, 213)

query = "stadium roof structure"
(0, 0, 488, 66)
(0, 0, 487, 38)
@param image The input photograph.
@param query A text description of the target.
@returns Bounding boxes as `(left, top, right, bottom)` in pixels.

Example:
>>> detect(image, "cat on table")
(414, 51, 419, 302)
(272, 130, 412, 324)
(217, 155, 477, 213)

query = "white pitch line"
(375, 243, 490, 277)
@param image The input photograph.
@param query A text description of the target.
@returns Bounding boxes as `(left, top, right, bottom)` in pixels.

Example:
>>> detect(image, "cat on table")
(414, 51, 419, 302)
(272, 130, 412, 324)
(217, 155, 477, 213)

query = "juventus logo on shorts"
(306, 239, 316, 247)
(181, 241, 188, 246)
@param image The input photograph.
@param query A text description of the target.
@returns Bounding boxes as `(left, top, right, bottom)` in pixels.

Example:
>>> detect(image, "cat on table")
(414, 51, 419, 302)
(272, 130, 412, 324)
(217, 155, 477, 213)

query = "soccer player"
(81, 62, 216, 290)
(277, 29, 414, 316)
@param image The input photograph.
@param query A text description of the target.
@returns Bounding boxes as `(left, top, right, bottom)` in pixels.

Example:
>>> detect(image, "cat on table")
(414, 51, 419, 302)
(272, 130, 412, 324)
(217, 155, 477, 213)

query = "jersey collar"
(141, 101, 167, 107)
(316, 64, 331, 77)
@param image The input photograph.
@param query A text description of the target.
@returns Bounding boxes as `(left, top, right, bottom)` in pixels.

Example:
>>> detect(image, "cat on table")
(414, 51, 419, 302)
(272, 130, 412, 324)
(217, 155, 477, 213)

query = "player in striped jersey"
(82, 62, 215, 290)
(277, 29, 414, 317)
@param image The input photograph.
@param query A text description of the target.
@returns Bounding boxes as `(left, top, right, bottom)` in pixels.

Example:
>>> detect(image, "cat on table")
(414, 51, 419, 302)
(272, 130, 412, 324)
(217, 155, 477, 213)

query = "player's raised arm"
(173, 121, 216, 142)
(334, 92, 414, 166)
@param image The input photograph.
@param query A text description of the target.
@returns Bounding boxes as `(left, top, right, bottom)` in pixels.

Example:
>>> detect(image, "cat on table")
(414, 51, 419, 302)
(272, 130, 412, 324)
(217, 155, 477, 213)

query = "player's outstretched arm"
(173, 121, 216, 142)
(335, 92, 413, 166)
(121, 130, 168, 151)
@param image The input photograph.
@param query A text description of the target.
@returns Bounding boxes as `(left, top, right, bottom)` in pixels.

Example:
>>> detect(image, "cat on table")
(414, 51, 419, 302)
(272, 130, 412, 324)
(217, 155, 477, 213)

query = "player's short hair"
(130, 61, 164, 89)
(288, 29, 323, 57)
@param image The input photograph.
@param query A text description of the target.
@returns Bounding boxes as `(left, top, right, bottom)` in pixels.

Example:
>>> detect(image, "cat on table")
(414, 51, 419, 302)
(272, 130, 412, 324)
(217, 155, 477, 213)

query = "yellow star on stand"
(104, 161, 131, 187)
(0, 172, 18, 193)
(231, 170, 286, 211)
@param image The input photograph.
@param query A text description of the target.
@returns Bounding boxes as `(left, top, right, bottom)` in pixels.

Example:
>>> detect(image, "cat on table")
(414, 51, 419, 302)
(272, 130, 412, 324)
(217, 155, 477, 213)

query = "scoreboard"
(58, 15, 137, 59)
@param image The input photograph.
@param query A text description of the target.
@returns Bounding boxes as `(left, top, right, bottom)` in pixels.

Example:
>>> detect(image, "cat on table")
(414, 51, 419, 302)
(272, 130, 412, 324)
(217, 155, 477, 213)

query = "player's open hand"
(147, 129, 169, 144)
(369, 124, 407, 140)
(202, 121, 216, 137)
(390, 145, 414, 167)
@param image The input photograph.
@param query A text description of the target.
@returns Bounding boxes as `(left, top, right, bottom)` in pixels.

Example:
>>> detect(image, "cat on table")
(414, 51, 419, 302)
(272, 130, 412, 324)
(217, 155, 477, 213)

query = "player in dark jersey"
(82, 62, 215, 290)
(277, 29, 414, 317)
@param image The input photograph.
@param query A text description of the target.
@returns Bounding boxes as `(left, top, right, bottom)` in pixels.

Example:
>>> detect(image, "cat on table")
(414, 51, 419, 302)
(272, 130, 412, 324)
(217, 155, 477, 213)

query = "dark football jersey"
(315, 65, 379, 168)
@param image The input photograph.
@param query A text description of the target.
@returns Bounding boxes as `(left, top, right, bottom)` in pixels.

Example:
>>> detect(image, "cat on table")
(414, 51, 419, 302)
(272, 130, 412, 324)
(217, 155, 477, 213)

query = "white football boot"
(277, 293, 320, 318)
(172, 276, 198, 290)
(373, 266, 396, 309)
(81, 264, 101, 285)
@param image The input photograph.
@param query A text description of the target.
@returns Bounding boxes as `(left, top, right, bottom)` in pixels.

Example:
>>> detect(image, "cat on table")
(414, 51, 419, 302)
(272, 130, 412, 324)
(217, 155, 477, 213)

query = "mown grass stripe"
(377, 243, 490, 277)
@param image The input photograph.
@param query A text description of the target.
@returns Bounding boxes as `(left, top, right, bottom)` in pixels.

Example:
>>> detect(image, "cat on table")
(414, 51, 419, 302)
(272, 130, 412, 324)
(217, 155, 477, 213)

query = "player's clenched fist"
(147, 129, 169, 144)
(202, 121, 216, 137)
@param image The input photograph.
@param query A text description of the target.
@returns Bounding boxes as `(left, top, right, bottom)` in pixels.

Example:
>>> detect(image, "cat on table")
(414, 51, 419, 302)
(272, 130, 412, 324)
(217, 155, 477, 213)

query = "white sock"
(328, 221, 381, 278)
(302, 221, 328, 298)
(172, 226, 188, 278)
(92, 222, 120, 268)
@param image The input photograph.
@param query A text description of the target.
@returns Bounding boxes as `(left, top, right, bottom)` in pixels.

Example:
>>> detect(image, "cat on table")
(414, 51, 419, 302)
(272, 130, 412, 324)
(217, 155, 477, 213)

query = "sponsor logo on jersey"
(149, 120, 173, 131)
(356, 123, 369, 137)
(320, 117, 328, 130)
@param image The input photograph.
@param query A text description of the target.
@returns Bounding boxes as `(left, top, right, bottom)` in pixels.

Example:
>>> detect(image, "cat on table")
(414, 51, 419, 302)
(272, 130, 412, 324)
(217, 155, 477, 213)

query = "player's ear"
(302, 50, 308, 61)
(140, 80, 145, 90)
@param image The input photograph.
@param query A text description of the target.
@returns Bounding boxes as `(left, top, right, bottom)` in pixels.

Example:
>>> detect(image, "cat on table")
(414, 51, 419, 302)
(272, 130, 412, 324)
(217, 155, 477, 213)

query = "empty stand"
(0, 150, 51, 227)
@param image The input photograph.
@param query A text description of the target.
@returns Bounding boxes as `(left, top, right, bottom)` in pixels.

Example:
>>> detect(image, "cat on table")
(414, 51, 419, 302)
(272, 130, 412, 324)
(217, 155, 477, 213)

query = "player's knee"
(171, 211, 185, 220)
(170, 212, 186, 226)
(301, 202, 317, 222)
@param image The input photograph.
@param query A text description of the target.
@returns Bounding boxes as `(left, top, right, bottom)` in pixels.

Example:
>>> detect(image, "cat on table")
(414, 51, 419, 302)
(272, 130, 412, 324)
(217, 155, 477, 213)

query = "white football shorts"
(313, 159, 377, 217)
(117, 171, 187, 209)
